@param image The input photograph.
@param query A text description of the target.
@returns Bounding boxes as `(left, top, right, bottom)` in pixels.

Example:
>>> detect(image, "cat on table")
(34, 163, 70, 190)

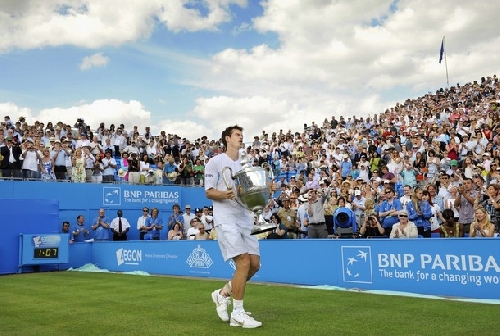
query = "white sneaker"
(211, 289, 230, 322)
(230, 311, 262, 328)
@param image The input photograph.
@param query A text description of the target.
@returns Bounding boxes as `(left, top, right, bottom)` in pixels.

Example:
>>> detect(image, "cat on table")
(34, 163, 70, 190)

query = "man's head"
(221, 125, 243, 148)
(403, 185, 412, 196)
(185, 204, 191, 213)
(195, 208, 203, 217)
(62, 221, 70, 232)
(117, 210, 123, 217)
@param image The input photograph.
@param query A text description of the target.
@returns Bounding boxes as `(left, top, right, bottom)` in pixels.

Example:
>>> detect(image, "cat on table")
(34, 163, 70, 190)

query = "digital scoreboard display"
(33, 247, 59, 259)
(19, 234, 69, 268)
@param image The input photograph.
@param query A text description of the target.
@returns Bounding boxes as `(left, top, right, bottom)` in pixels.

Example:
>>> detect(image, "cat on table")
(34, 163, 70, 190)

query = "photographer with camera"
(359, 212, 385, 238)
(74, 118, 86, 133)
(307, 187, 328, 238)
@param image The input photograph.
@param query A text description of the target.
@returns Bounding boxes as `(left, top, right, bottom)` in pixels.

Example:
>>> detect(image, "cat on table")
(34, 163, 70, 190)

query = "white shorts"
(215, 222, 260, 262)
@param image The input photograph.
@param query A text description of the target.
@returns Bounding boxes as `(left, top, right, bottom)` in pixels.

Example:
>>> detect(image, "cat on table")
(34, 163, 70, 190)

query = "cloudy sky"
(1, 0, 499, 140)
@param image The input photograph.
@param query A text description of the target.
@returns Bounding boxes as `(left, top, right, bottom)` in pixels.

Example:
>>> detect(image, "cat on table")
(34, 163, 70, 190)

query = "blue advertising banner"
(334, 239, 500, 299)
(90, 239, 499, 300)
(2, 180, 201, 210)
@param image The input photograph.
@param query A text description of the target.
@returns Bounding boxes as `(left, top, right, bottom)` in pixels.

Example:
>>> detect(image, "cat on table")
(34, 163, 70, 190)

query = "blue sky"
(1, 0, 499, 140)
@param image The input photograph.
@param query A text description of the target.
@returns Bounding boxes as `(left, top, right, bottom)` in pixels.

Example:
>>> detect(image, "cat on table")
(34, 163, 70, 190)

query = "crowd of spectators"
(2, 74, 500, 239)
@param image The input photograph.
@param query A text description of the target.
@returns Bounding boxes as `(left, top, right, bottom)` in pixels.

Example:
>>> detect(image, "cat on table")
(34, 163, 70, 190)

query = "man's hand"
(224, 189, 236, 200)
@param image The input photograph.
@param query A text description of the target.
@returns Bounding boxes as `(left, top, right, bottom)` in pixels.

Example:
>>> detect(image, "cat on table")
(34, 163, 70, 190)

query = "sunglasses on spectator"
(399, 215, 408, 218)
(143, 209, 149, 212)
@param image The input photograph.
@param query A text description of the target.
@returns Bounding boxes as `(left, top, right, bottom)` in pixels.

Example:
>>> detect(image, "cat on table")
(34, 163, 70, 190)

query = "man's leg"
(229, 253, 262, 328)
(231, 253, 250, 300)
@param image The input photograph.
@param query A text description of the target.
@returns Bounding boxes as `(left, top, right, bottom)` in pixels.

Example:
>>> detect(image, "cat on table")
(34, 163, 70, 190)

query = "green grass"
(1, 272, 500, 335)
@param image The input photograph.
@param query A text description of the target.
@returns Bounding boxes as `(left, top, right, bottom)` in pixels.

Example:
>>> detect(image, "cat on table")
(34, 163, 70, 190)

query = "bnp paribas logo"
(341, 246, 373, 284)
(186, 245, 213, 268)
(103, 187, 121, 206)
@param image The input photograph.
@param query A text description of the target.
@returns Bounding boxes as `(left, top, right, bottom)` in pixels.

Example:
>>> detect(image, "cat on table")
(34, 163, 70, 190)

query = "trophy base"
(250, 222, 277, 235)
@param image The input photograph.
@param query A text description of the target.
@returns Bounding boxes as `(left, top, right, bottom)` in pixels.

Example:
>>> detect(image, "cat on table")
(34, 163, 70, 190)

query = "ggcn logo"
(116, 248, 142, 266)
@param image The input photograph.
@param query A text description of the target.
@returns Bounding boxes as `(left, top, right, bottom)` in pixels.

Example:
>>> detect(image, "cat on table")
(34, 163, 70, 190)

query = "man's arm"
(206, 187, 234, 201)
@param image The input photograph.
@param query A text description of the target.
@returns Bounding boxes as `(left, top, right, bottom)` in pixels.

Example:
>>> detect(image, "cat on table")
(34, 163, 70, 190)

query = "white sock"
(232, 299, 244, 313)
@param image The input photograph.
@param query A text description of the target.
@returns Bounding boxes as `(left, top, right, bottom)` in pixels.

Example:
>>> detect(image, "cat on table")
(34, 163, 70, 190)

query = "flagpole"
(443, 36, 449, 88)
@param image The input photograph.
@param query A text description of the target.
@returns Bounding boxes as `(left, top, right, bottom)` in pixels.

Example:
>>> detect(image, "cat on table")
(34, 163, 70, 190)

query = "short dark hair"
(221, 125, 243, 148)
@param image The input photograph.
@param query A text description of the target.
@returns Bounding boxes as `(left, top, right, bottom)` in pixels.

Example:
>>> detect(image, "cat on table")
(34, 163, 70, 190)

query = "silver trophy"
(222, 152, 276, 235)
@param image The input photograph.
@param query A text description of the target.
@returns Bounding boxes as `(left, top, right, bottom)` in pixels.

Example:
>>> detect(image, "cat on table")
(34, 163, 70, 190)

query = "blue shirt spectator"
(146, 208, 164, 240)
(92, 209, 110, 241)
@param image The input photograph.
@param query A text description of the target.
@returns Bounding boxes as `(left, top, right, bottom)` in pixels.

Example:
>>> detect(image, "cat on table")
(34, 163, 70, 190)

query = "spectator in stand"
(110, 209, 131, 241)
(127, 152, 141, 184)
(469, 207, 495, 237)
(454, 177, 478, 234)
(137, 207, 150, 240)
(76, 132, 90, 149)
(91, 208, 110, 241)
(182, 205, 196, 236)
(82, 146, 95, 182)
(71, 148, 86, 182)
(193, 158, 205, 186)
(50, 140, 70, 180)
(439, 208, 464, 238)
(186, 217, 201, 240)
(146, 207, 163, 240)
(276, 198, 298, 238)
(139, 153, 154, 184)
(167, 203, 185, 233)
(178, 155, 193, 186)
(168, 223, 184, 240)
(406, 187, 432, 237)
(359, 211, 385, 238)
(483, 184, 500, 233)
(307, 188, 328, 238)
(72, 215, 90, 242)
(21, 139, 40, 179)
(92, 156, 104, 183)
(378, 187, 402, 237)
(101, 149, 117, 183)
(390, 209, 418, 238)
(112, 128, 127, 157)
(194, 223, 210, 240)
(163, 156, 178, 185)
(102, 137, 114, 156)
(266, 213, 287, 239)
(352, 189, 366, 226)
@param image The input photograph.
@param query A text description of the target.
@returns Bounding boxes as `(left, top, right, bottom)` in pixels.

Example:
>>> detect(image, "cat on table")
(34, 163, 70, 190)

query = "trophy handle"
(221, 166, 234, 190)
(221, 166, 246, 209)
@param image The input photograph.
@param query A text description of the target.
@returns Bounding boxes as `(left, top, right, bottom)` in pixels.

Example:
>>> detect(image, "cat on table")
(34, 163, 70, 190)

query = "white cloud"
(0, 0, 247, 52)
(79, 53, 109, 70)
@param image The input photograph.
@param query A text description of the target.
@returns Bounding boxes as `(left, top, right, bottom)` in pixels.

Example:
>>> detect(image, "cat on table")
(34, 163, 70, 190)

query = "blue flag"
(439, 38, 444, 63)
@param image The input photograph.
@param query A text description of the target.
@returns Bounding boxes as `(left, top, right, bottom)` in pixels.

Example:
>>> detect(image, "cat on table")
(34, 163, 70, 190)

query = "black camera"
(77, 118, 83, 122)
